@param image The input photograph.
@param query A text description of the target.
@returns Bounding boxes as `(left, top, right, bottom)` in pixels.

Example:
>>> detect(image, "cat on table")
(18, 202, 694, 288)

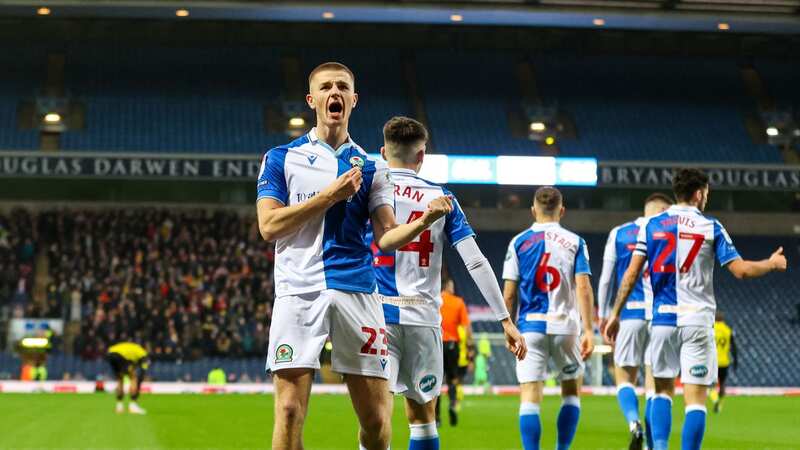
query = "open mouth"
(328, 100, 344, 117)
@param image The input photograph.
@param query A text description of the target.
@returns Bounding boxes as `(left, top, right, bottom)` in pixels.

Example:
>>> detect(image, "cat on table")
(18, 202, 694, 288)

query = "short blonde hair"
(308, 62, 355, 88)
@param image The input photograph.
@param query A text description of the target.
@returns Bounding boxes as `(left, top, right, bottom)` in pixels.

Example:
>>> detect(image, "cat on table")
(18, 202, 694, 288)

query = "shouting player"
(257, 63, 453, 450)
(503, 187, 595, 450)
(598, 192, 672, 450)
(605, 168, 787, 450)
(368, 116, 526, 450)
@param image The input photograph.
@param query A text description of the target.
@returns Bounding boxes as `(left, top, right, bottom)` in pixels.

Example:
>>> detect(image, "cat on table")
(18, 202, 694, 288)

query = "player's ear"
(352, 92, 358, 109)
(559, 206, 566, 218)
(380, 146, 387, 161)
(306, 93, 315, 110)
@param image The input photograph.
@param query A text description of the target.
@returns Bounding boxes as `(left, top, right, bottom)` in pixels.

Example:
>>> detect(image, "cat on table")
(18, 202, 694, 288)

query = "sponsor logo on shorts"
(419, 374, 437, 393)
(562, 363, 580, 375)
(380, 358, 388, 371)
(275, 344, 293, 363)
(689, 364, 708, 377)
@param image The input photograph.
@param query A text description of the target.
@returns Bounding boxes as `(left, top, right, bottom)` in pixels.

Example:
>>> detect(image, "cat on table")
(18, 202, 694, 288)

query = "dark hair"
(383, 116, 429, 147)
(672, 168, 709, 202)
(534, 186, 563, 214)
(644, 192, 674, 206)
(308, 62, 355, 87)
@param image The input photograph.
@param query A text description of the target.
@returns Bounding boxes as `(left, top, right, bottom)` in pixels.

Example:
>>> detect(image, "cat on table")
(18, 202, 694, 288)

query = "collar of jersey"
(308, 127, 355, 156)
(669, 204, 701, 214)
(390, 168, 417, 176)
(531, 221, 560, 230)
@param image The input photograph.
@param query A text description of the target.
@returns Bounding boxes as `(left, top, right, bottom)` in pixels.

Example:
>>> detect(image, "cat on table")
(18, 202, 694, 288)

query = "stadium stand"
(534, 55, 781, 162)
(60, 46, 287, 153)
(0, 46, 789, 162)
(1, 209, 274, 378)
(415, 50, 539, 155)
(0, 209, 36, 317)
(756, 59, 800, 109)
(0, 46, 44, 150)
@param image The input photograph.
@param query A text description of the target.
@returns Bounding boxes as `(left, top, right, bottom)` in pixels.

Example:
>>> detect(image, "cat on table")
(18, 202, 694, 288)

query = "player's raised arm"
(604, 254, 646, 343)
(370, 196, 452, 252)
(257, 163, 362, 242)
(726, 247, 787, 279)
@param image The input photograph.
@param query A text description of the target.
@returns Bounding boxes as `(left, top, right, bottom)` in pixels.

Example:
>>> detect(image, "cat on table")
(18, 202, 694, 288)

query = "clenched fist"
(323, 168, 363, 203)
(420, 195, 453, 226)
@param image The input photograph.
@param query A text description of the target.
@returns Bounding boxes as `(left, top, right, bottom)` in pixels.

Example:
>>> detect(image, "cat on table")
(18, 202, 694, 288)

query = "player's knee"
(275, 398, 306, 424)
(361, 409, 391, 437)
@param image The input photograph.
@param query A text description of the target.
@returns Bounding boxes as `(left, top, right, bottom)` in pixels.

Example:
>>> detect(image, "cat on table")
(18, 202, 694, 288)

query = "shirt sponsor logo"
(275, 344, 293, 363)
(296, 191, 320, 203)
(419, 374, 437, 393)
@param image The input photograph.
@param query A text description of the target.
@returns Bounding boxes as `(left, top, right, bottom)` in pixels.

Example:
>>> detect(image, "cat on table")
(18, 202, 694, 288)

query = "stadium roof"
(1, 0, 798, 34)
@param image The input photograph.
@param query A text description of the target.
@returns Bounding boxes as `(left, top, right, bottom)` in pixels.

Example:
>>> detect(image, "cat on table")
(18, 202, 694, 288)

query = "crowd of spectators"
(0, 209, 36, 322)
(3, 208, 275, 362)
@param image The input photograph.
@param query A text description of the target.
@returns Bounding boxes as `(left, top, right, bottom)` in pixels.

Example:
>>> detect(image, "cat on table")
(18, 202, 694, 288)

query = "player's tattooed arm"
(604, 254, 646, 342)
(726, 246, 787, 279)
(257, 168, 362, 241)
(370, 196, 453, 252)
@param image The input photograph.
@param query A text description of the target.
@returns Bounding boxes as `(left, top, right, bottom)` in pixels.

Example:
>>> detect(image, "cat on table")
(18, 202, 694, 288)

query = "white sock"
(409, 422, 438, 440)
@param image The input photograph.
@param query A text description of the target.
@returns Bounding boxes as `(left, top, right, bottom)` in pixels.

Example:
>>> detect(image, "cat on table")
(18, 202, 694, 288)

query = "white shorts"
(267, 290, 389, 379)
(516, 332, 584, 384)
(386, 324, 443, 405)
(614, 319, 650, 368)
(649, 325, 717, 386)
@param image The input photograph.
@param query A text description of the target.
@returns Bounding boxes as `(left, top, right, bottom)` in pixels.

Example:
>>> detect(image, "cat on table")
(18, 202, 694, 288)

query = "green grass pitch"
(1, 393, 798, 449)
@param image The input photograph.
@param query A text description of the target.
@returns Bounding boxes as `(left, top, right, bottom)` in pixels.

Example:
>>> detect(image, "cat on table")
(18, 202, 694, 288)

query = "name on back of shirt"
(394, 185, 425, 202)
(520, 230, 577, 253)
(659, 215, 697, 229)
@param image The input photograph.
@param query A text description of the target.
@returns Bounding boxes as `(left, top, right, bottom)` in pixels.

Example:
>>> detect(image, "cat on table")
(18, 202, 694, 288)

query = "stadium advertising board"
(0, 152, 598, 186)
(1, 152, 798, 190)
(599, 162, 800, 190)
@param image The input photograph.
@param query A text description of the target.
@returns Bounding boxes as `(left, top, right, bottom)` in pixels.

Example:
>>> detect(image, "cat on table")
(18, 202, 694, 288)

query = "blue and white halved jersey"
(634, 205, 741, 328)
(366, 168, 475, 327)
(256, 128, 394, 298)
(602, 217, 653, 321)
(503, 222, 592, 335)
